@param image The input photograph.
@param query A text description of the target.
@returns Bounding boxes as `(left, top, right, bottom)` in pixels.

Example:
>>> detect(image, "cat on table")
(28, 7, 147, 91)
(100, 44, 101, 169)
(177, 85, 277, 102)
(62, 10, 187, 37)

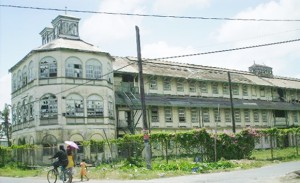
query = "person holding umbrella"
(66, 145, 76, 183)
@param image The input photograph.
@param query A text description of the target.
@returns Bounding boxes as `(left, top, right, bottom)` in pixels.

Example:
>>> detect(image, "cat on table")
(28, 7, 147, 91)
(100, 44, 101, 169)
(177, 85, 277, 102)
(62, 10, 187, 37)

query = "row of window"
(150, 107, 299, 125)
(12, 56, 113, 92)
(148, 77, 300, 101)
(12, 93, 114, 125)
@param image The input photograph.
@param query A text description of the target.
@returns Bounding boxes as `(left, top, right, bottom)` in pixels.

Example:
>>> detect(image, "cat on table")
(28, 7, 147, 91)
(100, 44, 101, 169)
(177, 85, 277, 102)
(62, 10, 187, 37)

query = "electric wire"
(1, 4, 300, 22)
(151, 38, 300, 60)
(3, 4, 300, 116)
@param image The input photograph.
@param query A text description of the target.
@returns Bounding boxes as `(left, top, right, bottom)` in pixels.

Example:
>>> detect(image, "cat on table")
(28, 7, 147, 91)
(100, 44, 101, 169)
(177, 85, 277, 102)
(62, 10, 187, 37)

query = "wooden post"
(135, 26, 151, 169)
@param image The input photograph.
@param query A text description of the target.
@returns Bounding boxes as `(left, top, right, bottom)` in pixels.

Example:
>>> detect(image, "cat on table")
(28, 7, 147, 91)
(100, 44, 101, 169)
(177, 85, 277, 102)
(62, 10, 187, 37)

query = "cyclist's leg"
(61, 165, 69, 182)
(53, 161, 60, 174)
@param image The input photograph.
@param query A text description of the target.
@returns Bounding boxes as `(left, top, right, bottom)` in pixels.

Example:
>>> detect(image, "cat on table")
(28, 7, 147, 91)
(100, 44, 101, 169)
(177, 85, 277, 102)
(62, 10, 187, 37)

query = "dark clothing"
(51, 150, 68, 169)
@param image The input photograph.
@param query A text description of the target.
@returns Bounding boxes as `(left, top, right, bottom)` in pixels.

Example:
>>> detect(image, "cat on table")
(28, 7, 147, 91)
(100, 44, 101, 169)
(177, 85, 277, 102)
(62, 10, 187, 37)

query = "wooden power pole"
(227, 72, 236, 133)
(135, 26, 151, 169)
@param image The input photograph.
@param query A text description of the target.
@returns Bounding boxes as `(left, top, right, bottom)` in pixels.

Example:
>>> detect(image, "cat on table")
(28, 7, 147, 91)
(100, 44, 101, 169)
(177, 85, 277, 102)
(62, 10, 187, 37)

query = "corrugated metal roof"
(112, 57, 300, 89)
(35, 38, 102, 52)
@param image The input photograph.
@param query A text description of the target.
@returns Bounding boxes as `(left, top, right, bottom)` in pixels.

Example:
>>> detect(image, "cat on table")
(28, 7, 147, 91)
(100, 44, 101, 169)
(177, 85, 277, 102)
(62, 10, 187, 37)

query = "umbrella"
(64, 141, 79, 149)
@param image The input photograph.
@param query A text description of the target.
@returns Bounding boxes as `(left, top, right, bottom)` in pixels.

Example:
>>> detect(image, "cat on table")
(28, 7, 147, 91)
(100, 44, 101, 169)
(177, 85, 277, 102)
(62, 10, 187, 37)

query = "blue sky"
(1, 0, 300, 111)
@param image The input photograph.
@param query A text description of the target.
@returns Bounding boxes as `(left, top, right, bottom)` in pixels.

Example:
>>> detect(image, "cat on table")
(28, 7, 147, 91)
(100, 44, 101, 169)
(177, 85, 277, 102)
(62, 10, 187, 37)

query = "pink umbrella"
(64, 141, 79, 149)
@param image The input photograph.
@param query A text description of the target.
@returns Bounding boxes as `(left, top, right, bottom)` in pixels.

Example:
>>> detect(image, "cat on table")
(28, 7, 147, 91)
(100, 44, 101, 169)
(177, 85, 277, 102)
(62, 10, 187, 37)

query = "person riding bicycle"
(49, 145, 69, 174)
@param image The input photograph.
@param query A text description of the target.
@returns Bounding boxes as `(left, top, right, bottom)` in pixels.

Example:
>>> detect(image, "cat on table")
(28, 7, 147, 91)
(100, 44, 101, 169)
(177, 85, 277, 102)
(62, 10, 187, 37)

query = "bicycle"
(47, 166, 70, 183)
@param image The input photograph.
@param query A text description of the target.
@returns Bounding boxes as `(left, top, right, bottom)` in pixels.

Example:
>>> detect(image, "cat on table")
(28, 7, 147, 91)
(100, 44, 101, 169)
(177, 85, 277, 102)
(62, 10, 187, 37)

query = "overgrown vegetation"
(1, 127, 300, 179)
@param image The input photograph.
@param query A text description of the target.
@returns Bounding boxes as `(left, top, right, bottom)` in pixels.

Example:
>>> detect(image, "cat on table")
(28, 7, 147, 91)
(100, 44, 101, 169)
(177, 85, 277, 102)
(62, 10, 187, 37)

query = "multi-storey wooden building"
(9, 15, 300, 163)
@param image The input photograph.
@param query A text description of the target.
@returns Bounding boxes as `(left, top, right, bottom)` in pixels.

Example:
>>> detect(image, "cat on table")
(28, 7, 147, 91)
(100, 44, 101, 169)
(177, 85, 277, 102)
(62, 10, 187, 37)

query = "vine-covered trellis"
(1, 127, 300, 167)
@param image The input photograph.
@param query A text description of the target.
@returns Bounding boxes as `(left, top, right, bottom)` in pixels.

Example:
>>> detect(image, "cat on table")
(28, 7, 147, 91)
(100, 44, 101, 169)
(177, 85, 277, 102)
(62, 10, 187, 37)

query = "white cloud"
(0, 74, 11, 111)
(210, 0, 300, 76)
(142, 41, 196, 59)
(81, 0, 146, 47)
(216, 0, 300, 44)
(152, 0, 210, 14)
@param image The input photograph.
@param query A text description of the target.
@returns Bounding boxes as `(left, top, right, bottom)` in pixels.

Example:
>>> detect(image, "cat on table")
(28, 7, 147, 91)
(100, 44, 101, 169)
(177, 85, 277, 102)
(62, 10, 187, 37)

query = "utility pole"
(227, 72, 236, 133)
(135, 26, 151, 169)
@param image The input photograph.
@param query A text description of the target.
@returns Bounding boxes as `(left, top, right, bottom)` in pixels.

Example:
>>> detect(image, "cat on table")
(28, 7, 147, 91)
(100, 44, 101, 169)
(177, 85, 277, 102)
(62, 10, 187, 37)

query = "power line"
(152, 38, 300, 60)
(1, 4, 300, 22)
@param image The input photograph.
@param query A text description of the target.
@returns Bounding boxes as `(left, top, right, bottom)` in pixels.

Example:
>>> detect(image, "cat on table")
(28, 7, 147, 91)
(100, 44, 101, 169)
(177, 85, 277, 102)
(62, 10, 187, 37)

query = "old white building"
(9, 15, 115, 162)
(9, 15, 300, 162)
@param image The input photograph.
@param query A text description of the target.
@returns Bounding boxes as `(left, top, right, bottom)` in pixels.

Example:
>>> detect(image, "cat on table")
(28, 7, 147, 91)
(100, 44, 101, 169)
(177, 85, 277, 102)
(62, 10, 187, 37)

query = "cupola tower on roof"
(249, 63, 273, 78)
(40, 15, 80, 45)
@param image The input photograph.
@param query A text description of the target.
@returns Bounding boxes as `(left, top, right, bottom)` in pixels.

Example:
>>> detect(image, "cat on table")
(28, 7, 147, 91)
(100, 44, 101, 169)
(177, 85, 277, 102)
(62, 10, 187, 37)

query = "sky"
(0, 0, 300, 112)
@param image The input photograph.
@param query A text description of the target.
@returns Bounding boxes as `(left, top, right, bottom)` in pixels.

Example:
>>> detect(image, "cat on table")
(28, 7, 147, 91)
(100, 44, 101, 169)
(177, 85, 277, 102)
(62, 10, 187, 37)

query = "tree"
(0, 104, 11, 146)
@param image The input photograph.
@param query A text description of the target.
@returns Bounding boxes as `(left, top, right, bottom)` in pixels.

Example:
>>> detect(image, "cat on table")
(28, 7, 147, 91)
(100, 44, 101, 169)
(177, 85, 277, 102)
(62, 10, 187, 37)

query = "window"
(262, 111, 267, 123)
(151, 107, 159, 122)
(28, 96, 34, 121)
(163, 77, 171, 91)
(242, 85, 248, 96)
(17, 70, 22, 89)
(12, 105, 16, 125)
(176, 79, 184, 92)
(293, 112, 298, 125)
(199, 81, 208, 93)
(202, 108, 210, 123)
(22, 66, 27, 86)
(253, 110, 259, 123)
(40, 57, 57, 78)
(212, 82, 219, 94)
(42, 144, 56, 156)
(290, 90, 296, 100)
(260, 87, 265, 97)
(189, 81, 196, 93)
(22, 99, 27, 123)
(225, 109, 231, 123)
(66, 94, 84, 117)
(234, 109, 241, 123)
(28, 61, 35, 82)
(232, 84, 239, 95)
(90, 141, 104, 153)
(244, 110, 250, 123)
(107, 64, 113, 83)
(223, 83, 229, 95)
(65, 57, 82, 78)
(213, 109, 221, 123)
(17, 102, 21, 124)
(178, 108, 185, 123)
(252, 86, 257, 96)
(297, 91, 300, 100)
(87, 95, 104, 117)
(40, 94, 58, 118)
(86, 59, 102, 79)
(108, 96, 114, 118)
(191, 108, 198, 123)
(149, 77, 158, 90)
(12, 74, 17, 92)
(165, 107, 172, 123)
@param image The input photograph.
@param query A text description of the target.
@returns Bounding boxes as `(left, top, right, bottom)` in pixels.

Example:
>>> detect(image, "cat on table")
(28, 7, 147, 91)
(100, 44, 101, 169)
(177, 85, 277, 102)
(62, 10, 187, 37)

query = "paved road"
(1, 161, 300, 183)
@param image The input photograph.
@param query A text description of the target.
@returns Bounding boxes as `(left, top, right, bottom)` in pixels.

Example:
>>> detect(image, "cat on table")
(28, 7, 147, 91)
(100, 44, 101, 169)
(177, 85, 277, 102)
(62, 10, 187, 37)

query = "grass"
(1, 147, 300, 180)
(251, 147, 300, 161)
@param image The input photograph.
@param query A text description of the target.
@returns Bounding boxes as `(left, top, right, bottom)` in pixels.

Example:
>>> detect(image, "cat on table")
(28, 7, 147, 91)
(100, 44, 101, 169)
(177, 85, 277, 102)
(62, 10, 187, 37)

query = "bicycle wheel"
(61, 169, 70, 183)
(47, 169, 57, 183)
